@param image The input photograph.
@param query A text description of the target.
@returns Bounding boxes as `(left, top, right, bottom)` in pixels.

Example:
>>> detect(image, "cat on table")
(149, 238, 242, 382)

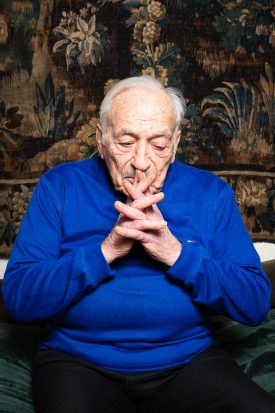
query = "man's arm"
(113, 179, 271, 326)
(165, 184, 271, 326)
(2, 175, 114, 322)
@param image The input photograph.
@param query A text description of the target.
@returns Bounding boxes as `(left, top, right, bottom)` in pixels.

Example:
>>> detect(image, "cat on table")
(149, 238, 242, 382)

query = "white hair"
(99, 76, 186, 142)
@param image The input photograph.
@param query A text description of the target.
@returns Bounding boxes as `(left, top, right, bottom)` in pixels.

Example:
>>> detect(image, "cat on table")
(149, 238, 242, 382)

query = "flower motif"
(80, 8, 88, 18)
(11, 186, 34, 234)
(141, 65, 168, 86)
(61, 10, 77, 26)
(142, 21, 161, 44)
(76, 15, 103, 65)
(0, 190, 10, 208)
(239, 13, 247, 27)
(147, 1, 166, 21)
(225, 2, 236, 11)
(53, 12, 108, 71)
(75, 117, 98, 145)
(236, 179, 268, 210)
(142, 67, 155, 76)
(133, 20, 146, 42)
(75, 117, 99, 159)
(87, 3, 99, 14)
(156, 65, 168, 86)
(256, 24, 269, 35)
(0, 101, 23, 129)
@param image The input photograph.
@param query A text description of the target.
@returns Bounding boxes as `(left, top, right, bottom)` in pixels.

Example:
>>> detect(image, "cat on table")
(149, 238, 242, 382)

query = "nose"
(131, 140, 151, 172)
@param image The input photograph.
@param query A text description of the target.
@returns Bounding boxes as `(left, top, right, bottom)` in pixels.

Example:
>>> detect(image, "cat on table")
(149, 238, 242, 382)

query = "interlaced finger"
(123, 219, 167, 231)
(124, 175, 155, 201)
(114, 201, 146, 220)
(131, 192, 164, 210)
(114, 226, 150, 243)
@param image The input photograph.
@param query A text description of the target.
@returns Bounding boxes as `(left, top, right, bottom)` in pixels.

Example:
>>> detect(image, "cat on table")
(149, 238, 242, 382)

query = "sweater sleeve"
(2, 175, 115, 322)
(166, 183, 271, 326)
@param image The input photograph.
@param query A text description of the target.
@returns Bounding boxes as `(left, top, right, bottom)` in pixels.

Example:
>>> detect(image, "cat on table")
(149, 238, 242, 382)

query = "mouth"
(122, 171, 147, 182)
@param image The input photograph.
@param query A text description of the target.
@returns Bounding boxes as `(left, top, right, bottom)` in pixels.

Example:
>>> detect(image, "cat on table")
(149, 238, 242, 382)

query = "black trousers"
(32, 345, 275, 413)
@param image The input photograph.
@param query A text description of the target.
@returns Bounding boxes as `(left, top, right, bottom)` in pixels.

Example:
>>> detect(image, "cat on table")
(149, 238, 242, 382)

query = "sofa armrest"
(0, 280, 13, 322)
(262, 260, 275, 308)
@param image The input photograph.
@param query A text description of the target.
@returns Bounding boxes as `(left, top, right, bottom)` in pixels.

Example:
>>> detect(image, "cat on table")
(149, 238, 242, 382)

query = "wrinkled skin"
(97, 87, 182, 267)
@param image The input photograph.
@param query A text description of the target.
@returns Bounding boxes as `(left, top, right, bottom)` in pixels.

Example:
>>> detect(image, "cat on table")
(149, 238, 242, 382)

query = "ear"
(171, 130, 181, 163)
(96, 123, 104, 160)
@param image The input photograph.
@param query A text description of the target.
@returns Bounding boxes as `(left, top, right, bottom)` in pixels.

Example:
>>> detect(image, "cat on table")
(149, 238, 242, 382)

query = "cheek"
(157, 161, 171, 175)
(153, 156, 173, 180)
(153, 149, 173, 167)
(106, 148, 131, 175)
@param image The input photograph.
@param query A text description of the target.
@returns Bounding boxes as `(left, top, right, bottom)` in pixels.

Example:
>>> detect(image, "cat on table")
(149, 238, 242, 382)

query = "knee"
(246, 395, 275, 413)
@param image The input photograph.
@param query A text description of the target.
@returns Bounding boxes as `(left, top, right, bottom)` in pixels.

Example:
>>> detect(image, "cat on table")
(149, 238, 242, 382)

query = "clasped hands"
(101, 172, 182, 267)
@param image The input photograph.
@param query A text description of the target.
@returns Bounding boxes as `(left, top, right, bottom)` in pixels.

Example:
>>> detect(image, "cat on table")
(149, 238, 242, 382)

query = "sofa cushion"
(0, 322, 47, 413)
(213, 308, 275, 397)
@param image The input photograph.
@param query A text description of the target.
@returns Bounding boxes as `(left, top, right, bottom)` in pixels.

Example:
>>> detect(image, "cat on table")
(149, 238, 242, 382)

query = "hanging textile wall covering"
(0, 0, 274, 257)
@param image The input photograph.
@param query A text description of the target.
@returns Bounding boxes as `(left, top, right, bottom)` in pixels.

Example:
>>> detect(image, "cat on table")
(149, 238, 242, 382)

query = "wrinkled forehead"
(108, 87, 176, 130)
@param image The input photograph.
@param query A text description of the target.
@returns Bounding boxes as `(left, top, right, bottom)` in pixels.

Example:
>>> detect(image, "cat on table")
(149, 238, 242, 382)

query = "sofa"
(0, 260, 275, 413)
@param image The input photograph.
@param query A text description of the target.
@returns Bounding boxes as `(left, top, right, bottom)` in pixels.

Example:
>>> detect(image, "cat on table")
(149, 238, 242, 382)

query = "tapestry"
(0, 0, 274, 257)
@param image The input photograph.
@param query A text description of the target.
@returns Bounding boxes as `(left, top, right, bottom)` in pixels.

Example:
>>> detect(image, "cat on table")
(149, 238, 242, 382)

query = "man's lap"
(32, 345, 275, 413)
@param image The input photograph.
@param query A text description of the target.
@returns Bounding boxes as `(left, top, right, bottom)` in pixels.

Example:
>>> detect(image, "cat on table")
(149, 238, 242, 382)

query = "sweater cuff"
(166, 240, 202, 283)
(81, 243, 115, 288)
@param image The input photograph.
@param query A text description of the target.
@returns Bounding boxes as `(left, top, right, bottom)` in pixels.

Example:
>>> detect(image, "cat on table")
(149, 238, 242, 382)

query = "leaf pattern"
(0, 0, 274, 252)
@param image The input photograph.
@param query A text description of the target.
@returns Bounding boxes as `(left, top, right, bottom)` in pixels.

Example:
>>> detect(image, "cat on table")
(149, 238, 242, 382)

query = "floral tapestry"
(0, 0, 274, 257)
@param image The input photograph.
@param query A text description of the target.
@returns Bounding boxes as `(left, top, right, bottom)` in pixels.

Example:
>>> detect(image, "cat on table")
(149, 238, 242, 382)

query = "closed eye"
(153, 145, 166, 151)
(118, 142, 134, 147)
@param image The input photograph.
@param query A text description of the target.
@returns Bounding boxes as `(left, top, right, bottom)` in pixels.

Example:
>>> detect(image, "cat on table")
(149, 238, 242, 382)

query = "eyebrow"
(116, 129, 172, 139)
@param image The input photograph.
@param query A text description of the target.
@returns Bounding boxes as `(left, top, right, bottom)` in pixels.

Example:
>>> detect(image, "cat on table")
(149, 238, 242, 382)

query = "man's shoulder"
(174, 161, 226, 189)
(42, 157, 101, 183)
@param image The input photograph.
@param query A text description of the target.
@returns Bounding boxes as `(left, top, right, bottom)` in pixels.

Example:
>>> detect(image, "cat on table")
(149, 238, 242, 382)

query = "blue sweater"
(3, 157, 271, 373)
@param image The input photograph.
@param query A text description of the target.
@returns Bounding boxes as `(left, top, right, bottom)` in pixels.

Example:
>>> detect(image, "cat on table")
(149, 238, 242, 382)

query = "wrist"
(165, 240, 182, 267)
(101, 240, 116, 264)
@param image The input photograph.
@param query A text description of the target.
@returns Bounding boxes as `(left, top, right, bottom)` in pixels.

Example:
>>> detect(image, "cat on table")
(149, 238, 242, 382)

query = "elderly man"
(3, 76, 275, 412)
